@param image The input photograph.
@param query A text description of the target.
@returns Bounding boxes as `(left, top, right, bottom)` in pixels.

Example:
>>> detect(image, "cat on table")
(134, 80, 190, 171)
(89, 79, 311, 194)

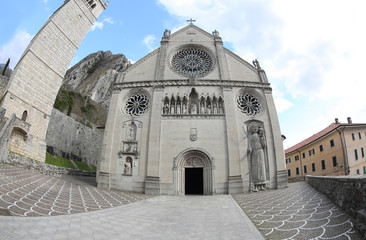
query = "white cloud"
(91, 21, 104, 31)
(274, 97, 294, 114)
(104, 17, 115, 24)
(90, 17, 115, 31)
(0, 30, 33, 69)
(143, 35, 157, 52)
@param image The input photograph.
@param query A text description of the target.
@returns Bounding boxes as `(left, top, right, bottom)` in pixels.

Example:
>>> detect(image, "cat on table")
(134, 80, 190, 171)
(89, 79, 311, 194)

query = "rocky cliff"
(62, 51, 129, 108)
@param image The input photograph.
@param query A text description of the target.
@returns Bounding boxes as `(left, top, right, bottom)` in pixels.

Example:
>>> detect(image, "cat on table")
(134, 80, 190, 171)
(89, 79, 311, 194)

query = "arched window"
(206, 96, 212, 114)
(189, 88, 199, 114)
(21, 111, 28, 121)
(212, 96, 218, 114)
(218, 97, 224, 114)
(163, 96, 170, 114)
(176, 96, 182, 114)
(182, 96, 188, 114)
(200, 96, 206, 114)
(170, 95, 176, 114)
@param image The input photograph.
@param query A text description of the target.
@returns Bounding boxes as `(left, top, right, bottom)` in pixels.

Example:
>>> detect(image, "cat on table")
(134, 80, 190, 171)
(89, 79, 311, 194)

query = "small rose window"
(237, 93, 261, 116)
(126, 93, 149, 116)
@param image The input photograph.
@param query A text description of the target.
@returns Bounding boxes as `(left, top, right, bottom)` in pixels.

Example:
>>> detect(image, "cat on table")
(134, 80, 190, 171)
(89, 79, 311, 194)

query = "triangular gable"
(169, 24, 215, 41)
(224, 48, 257, 73)
(122, 48, 160, 82)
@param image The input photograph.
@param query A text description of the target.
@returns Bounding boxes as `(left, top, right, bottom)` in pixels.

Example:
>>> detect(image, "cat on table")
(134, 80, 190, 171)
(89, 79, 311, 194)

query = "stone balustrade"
(306, 175, 366, 238)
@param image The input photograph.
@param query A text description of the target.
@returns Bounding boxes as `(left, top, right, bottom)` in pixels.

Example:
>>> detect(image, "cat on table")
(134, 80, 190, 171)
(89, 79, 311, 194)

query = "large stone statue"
(247, 122, 267, 192)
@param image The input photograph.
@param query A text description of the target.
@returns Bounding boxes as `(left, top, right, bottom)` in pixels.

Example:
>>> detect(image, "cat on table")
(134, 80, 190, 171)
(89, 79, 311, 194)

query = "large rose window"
(237, 93, 261, 116)
(125, 93, 149, 116)
(171, 48, 213, 77)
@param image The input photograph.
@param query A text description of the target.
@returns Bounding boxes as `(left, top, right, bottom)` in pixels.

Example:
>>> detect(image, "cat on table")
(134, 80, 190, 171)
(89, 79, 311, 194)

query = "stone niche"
(118, 120, 142, 176)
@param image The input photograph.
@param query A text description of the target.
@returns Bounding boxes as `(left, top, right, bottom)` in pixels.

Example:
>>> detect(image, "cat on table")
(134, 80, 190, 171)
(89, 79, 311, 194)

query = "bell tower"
(0, 0, 108, 162)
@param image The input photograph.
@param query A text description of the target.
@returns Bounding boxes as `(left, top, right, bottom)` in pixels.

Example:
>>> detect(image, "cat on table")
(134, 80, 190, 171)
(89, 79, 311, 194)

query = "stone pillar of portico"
(214, 33, 244, 193)
(223, 87, 244, 193)
(145, 87, 164, 194)
(263, 88, 288, 189)
(145, 35, 169, 195)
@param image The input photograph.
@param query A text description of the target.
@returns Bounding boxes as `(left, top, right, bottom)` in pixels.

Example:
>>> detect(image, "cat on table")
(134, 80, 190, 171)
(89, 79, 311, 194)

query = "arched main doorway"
(173, 149, 214, 195)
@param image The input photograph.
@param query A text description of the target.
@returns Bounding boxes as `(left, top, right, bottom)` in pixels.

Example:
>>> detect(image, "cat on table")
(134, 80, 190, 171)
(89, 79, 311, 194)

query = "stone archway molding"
(173, 148, 215, 195)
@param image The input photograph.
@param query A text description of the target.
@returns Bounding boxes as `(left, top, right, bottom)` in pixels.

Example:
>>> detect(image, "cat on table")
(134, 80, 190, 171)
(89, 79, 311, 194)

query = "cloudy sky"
(1, 0, 365, 149)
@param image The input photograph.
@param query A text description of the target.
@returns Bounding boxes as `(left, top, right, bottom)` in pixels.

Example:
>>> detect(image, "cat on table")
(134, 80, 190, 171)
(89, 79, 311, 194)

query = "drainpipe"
(338, 126, 349, 175)
(298, 150, 304, 180)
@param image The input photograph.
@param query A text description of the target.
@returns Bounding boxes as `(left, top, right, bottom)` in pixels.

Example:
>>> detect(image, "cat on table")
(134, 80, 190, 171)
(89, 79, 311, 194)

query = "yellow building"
(285, 118, 366, 181)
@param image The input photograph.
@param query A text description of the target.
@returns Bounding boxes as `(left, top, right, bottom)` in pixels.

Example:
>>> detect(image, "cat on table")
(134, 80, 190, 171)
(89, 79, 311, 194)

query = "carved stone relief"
(190, 128, 197, 141)
(184, 157, 204, 167)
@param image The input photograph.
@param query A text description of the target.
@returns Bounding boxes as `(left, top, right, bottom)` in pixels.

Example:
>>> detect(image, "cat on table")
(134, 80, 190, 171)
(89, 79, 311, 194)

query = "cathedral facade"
(97, 24, 288, 195)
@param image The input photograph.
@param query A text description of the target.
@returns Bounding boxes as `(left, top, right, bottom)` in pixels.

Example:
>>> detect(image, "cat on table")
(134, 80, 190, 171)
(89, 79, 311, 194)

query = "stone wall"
(7, 152, 95, 177)
(306, 175, 366, 238)
(46, 108, 103, 166)
(0, 109, 15, 164)
(0, 75, 8, 99)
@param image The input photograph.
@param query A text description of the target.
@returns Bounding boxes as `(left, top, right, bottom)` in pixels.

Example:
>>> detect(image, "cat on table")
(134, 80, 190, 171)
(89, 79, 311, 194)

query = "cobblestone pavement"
(0, 164, 151, 217)
(0, 195, 264, 240)
(233, 182, 362, 240)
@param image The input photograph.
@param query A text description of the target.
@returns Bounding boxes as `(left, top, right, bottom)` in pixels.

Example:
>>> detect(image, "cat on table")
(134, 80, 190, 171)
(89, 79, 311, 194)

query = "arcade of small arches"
(86, 0, 97, 9)
(162, 88, 224, 116)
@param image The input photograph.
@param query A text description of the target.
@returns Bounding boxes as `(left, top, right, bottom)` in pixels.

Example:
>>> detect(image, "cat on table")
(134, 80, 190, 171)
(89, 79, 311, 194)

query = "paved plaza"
(0, 164, 363, 239)
(0, 164, 151, 216)
(233, 182, 362, 239)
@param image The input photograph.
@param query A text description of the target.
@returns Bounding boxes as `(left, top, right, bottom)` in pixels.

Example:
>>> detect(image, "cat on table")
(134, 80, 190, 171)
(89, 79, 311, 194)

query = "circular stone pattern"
(237, 93, 261, 116)
(126, 93, 149, 116)
(171, 48, 213, 77)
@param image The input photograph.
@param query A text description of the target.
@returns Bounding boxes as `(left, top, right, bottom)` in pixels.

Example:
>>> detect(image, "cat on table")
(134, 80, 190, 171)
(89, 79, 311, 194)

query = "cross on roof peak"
(187, 18, 196, 24)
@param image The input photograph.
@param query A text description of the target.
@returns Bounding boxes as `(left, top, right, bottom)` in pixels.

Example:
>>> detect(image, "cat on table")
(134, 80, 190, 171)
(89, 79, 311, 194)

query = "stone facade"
(46, 108, 103, 166)
(306, 175, 366, 238)
(0, 0, 107, 162)
(98, 25, 288, 195)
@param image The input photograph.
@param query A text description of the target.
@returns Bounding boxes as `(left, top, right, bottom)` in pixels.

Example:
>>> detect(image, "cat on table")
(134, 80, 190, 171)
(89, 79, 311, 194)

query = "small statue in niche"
(247, 122, 267, 192)
(219, 103, 223, 114)
(176, 103, 181, 114)
(191, 101, 197, 114)
(124, 158, 132, 175)
(207, 104, 211, 114)
(163, 103, 169, 114)
(213, 103, 218, 114)
(171, 104, 175, 114)
(200, 102, 205, 114)
(127, 121, 137, 141)
(183, 103, 187, 114)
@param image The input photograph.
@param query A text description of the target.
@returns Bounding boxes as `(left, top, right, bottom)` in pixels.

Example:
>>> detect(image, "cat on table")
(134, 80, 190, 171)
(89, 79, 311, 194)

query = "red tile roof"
(285, 122, 366, 154)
